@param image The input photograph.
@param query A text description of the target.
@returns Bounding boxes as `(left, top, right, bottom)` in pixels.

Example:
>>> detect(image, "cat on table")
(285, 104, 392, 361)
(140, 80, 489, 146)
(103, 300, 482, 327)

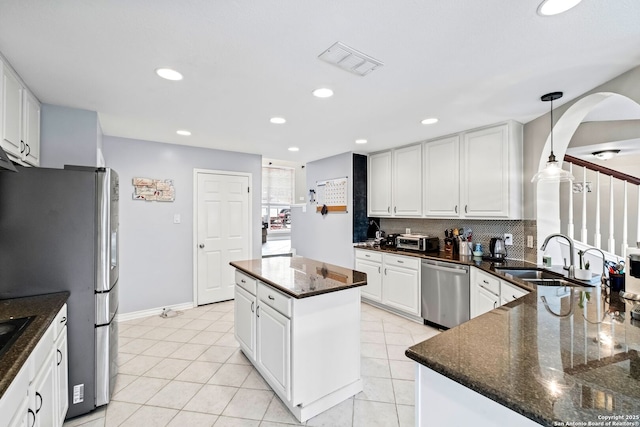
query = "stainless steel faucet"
(541, 233, 575, 279)
(582, 247, 607, 286)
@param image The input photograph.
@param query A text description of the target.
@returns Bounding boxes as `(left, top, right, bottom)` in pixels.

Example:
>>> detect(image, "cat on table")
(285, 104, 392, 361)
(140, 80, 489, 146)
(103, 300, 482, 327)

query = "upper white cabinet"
(423, 136, 460, 217)
(460, 122, 522, 219)
(1, 57, 40, 167)
(2, 64, 23, 159)
(368, 144, 422, 217)
(368, 151, 392, 216)
(392, 144, 422, 216)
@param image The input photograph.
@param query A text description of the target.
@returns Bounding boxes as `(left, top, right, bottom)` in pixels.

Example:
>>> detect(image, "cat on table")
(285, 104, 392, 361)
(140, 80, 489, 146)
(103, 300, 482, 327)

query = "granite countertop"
(231, 256, 367, 298)
(405, 283, 640, 426)
(0, 292, 69, 399)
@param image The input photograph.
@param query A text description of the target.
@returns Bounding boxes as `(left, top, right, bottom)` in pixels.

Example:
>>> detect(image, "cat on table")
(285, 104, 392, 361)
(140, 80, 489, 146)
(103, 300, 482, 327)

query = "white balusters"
(594, 171, 601, 249)
(581, 166, 588, 243)
(622, 181, 628, 255)
(607, 175, 615, 253)
(568, 163, 574, 239)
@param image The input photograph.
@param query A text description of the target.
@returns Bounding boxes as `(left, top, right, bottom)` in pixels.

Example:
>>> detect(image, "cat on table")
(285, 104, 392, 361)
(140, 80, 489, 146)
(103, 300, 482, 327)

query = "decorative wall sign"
(132, 177, 175, 202)
(315, 176, 348, 213)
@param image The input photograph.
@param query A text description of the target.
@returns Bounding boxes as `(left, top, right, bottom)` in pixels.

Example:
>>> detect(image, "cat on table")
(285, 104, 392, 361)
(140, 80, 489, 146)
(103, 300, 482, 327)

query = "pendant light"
(531, 91, 575, 183)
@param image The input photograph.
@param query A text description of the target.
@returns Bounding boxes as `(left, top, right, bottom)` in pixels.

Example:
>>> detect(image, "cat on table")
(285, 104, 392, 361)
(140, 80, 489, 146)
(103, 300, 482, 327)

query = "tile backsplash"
(379, 218, 537, 262)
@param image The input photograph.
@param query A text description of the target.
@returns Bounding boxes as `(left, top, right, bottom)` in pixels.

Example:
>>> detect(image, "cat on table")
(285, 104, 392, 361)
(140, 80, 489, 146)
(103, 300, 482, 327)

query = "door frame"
(192, 168, 253, 306)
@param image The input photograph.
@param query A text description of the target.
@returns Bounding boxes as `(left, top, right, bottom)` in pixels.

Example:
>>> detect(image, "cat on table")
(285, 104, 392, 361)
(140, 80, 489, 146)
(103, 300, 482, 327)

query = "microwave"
(396, 236, 439, 253)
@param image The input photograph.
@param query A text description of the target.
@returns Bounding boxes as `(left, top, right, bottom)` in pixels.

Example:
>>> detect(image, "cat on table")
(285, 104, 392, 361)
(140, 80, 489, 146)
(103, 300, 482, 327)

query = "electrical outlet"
(527, 235, 534, 248)
(406, 228, 411, 234)
(173, 214, 181, 224)
(504, 233, 513, 246)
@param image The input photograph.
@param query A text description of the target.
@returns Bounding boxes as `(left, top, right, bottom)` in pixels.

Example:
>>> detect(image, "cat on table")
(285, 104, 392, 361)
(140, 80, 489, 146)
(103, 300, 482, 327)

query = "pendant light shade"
(531, 92, 575, 183)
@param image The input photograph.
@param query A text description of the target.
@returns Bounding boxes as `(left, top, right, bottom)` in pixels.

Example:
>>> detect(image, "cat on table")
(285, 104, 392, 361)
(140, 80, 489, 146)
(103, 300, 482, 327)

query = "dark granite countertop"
(0, 292, 69, 399)
(231, 256, 367, 298)
(405, 283, 640, 426)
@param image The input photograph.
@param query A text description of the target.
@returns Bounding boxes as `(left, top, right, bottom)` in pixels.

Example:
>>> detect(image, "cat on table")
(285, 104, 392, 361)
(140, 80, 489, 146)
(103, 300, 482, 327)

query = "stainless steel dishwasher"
(421, 259, 470, 329)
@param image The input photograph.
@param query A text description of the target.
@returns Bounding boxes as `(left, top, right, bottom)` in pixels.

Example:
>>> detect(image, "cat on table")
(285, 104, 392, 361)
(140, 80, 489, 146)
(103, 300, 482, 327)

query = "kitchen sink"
(496, 268, 578, 287)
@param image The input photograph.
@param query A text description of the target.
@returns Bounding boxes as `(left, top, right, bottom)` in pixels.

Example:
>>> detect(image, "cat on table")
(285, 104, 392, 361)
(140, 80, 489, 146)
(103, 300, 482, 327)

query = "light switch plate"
(173, 214, 181, 224)
(504, 233, 513, 246)
(527, 235, 534, 248)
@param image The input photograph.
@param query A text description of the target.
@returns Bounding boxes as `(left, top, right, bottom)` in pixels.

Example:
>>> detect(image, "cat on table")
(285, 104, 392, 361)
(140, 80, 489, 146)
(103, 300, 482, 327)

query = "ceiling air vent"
(318, 42, 383, 77)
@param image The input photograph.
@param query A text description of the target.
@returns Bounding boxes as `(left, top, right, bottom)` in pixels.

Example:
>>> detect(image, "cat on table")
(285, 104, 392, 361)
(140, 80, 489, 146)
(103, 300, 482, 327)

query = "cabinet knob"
(455, 205, 458, 213)
(20, 141, 25, 153)
(36, 392, 43, 413)
(251, 301, 254, 313)
(268, 295, 275, 300)
(394, 206, 397, 213)
(25, 144, 31, 157)
(465, 205, 468, 213)
(493, 301, 497, 309)
(199, 244, 205, 248)
(57, 349, 63, 365)
(28, 409, 35, 427)
(60, 316, 67, 324)
(387, 207, 390, 213)
(256, 306, 260, 317)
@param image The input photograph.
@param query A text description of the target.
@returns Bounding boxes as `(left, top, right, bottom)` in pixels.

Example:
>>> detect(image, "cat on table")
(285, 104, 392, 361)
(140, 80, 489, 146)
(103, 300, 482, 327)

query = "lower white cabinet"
(355, 249, 421, 317)
(354, 250, 383, 302)
(233, 269, 362, 422)
(256, 302, 291, 400)
(0, 304, 68, 427)
(470, 269, 530, 318)
(383, 254, 421, 315)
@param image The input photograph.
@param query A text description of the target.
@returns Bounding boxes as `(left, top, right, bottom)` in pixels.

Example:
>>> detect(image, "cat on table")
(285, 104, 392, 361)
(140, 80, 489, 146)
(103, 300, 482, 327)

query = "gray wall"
(103, 136, 262, 314)
(291, 152, 354, 269)
(40, 104, 100, 168)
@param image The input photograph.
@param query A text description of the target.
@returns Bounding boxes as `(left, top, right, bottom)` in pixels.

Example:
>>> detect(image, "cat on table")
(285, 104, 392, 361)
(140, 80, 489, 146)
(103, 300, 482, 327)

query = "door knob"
(199, 244, 205, 248)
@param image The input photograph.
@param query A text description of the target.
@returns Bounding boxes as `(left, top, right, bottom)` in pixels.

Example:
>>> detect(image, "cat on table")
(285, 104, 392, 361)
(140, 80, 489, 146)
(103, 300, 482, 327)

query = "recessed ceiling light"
(288, 147, 299, 152)
(355, 139, 368, 144)
(155, 68, 183, 81)
(176, 130, 191, 136)
(537, 0, 582, 16)
(421, 118, 439, 125)
(313, 88, 334, 98)
(592, 149, 620, 160)
(270, 117, 286, 124)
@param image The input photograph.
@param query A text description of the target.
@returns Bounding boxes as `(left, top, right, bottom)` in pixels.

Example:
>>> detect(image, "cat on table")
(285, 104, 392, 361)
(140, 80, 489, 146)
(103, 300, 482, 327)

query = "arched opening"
(534, 92, 640, 262)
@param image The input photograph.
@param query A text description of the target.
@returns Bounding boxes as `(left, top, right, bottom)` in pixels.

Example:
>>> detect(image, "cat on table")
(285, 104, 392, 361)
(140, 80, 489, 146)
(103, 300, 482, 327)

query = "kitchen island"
(230, 256, 367, 422)
(406, 283, 640, 426)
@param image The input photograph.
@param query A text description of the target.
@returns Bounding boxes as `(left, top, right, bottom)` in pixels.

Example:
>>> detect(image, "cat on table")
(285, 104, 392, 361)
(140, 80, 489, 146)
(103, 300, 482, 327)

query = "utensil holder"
(610, 273, 625, 292)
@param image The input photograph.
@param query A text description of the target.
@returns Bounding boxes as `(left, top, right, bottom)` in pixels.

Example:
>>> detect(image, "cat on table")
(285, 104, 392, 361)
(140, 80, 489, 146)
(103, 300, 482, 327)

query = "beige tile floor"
(63, 300, 440, 427)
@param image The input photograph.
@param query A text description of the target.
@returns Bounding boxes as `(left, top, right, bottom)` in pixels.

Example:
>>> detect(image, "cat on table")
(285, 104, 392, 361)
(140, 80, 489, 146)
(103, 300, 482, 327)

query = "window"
(262, 167, 294, 232)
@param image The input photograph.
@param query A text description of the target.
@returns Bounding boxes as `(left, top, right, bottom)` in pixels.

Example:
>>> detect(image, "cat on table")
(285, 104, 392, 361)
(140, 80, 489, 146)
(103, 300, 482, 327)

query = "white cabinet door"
(31, 352, 56, 427)
(54, 328, 68, 427)
(423, 136, 460, 217)
(392, 144, 422, 216)
(7, 394, 29, 427)
(355, 258, 382, 302)
(234, 285, 256, 359)
(22, 91, 40, 166)
(461, 124, 510, 218)
(500, 281, 529, 306)
(472, 284, 500, 318)
(383, 263, 420, 316)
(2, 66, 22, 158)
(256, 303, 291, 401)
(368, 151, 392, 216)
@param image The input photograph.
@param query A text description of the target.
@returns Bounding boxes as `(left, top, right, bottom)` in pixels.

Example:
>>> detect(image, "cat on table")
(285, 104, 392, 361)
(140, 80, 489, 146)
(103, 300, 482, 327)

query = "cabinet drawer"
(355, 249, 382, 263)
(476, 271, 500, 296)
(235, 270, 257, 295)
(53, 304, 67, 339)
(258, 282, 291, 318)
(31, 323, 53, 374)
(384, 253, 420, 270)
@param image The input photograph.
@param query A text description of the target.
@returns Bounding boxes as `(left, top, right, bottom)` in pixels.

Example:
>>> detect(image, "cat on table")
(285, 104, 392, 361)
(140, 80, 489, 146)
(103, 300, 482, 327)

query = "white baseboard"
(116, 301, 195, 323)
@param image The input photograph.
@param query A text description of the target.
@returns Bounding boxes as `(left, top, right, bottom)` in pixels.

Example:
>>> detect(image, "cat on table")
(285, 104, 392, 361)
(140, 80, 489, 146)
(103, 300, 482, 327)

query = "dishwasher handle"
(423, 262, 468, 274)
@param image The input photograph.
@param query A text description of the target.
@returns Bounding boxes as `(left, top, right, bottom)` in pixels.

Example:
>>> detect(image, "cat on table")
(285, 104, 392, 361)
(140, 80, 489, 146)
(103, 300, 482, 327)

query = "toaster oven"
(396, 235, 439, 253)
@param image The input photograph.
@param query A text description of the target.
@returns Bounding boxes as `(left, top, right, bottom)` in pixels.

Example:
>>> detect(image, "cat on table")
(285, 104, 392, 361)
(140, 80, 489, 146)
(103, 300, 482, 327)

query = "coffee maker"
(489, 237, 507, 259)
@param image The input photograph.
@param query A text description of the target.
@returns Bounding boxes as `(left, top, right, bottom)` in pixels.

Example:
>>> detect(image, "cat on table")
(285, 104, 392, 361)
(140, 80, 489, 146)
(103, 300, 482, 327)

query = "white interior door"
(196, 171, 250, 305)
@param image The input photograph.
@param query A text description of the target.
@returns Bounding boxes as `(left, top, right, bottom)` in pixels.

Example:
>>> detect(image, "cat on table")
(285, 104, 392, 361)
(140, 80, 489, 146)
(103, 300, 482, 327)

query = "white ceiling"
(1, 0, 640, 163)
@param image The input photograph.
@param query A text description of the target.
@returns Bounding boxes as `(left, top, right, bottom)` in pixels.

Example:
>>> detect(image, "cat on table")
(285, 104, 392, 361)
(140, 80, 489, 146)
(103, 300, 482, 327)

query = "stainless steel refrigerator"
(0, 165, 119, 419)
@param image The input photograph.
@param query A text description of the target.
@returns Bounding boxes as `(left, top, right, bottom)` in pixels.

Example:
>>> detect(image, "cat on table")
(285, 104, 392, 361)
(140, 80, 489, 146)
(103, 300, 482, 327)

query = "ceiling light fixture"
(592, 149, 620, 160)
(288, 147, 299, 152)
(270, 117, 286, 124)
(355, 139, 367, 144)
(176, 130, 191, 136)
(421, 118, 439, 125)
(313, 88, 334, 98)
(537, 0, 582, 16)
(155, 68, 183, 81)
(532, 92, 575, 183)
